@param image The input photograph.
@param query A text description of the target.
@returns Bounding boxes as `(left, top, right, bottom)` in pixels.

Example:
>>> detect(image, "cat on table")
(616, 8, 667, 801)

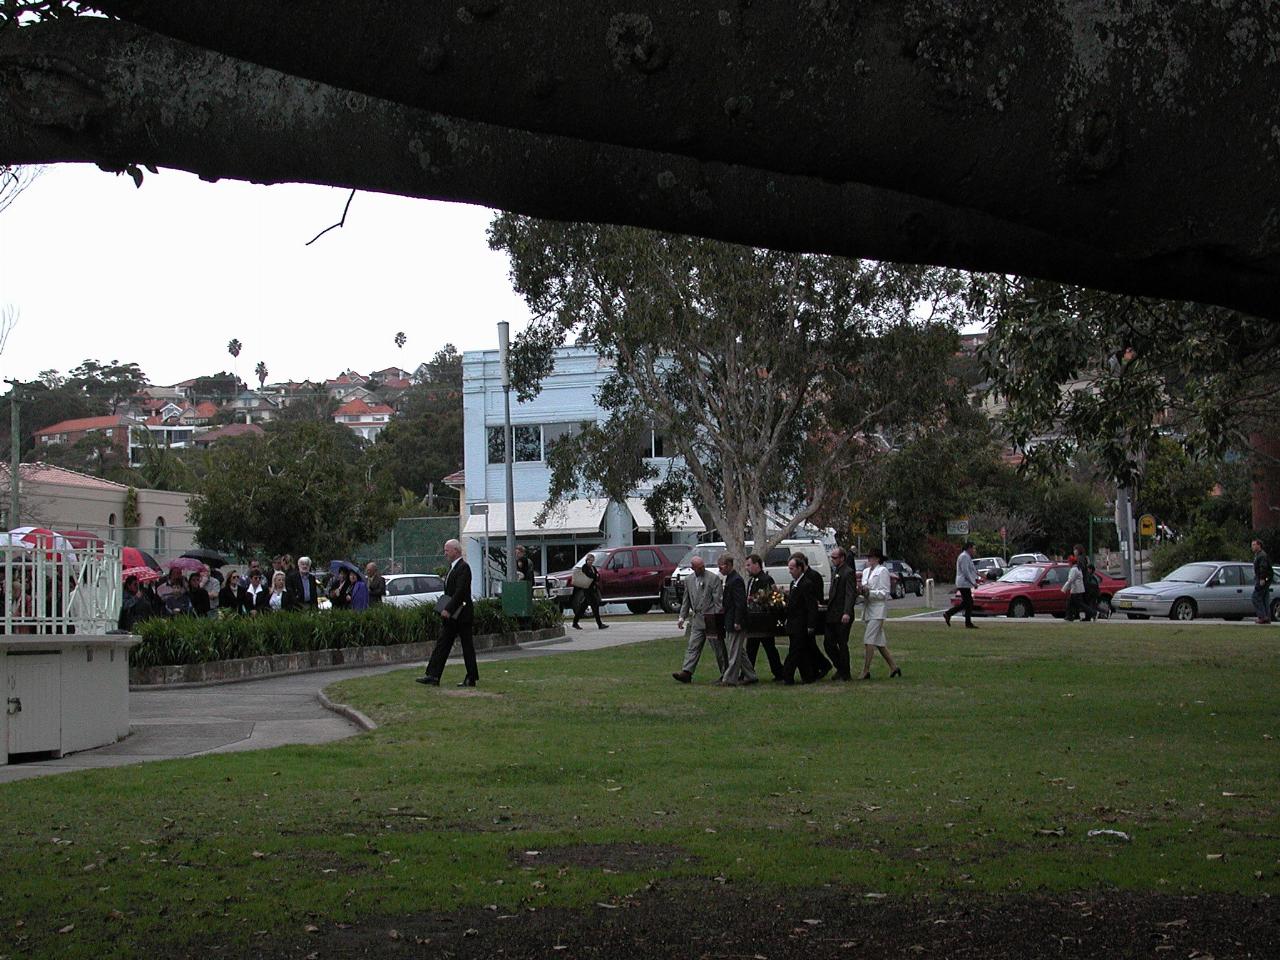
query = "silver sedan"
(1111, 561, 1279, 621)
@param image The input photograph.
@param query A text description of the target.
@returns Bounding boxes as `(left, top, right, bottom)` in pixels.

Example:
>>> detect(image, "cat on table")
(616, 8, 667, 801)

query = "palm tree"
(227, 338, 242, 360)
(255, 361, 268, 389)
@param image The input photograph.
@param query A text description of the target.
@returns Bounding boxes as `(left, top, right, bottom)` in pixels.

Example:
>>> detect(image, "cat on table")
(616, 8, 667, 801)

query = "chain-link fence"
(352, 515, 459, 575)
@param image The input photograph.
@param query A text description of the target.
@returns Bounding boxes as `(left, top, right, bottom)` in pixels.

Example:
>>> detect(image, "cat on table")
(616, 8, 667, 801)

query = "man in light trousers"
(672, 555, 725, 683)
(716, 554, 757, 686)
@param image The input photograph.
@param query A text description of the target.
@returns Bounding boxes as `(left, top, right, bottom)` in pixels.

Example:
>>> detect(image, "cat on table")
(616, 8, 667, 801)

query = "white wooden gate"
(6, 652, 62, 755)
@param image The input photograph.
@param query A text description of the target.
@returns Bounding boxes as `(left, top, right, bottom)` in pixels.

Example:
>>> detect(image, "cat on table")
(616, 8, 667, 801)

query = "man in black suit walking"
(417, 538, 478, 687)
(285, 556, 320, 612)
(781, 553, 831, 684)
(744, 554, 784, 680)
(823, 546, 858, 680)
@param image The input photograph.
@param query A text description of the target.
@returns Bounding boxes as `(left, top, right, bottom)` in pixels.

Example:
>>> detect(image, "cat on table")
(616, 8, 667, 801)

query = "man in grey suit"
(716, 554, 757, 686)
(672, 555, 725, 683)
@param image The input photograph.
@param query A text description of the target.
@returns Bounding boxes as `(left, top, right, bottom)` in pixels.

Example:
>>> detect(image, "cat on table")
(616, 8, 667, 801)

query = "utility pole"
(5, 380, 20, 528)
(498, 322, 517, 584)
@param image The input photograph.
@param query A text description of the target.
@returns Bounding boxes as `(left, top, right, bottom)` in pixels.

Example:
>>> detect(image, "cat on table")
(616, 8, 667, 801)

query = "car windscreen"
(1164, 563, 1217, 583)
(682, 545, 727, 566)
(998, 566, 1041, 583)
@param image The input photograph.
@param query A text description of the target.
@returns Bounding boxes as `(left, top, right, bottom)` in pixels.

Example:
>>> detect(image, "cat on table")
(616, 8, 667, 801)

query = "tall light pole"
(5, 380, 19, 528)
(498, 322, 517, 584)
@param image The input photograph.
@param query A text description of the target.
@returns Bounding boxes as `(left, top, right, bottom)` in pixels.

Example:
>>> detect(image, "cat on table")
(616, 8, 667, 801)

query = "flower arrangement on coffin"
(748, 587, 787, 634)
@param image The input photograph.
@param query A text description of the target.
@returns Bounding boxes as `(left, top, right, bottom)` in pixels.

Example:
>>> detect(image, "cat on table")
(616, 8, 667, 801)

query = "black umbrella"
(181, 548, 228, 568)
(329, 559, 364, 579)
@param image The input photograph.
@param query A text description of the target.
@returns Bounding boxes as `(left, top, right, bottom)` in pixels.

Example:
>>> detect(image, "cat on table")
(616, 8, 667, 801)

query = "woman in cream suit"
(858, 548, 901, 680)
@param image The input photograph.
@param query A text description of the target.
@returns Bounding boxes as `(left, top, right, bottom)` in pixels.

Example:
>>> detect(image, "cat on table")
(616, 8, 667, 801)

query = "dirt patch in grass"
(511, 842, 697, 872)
(241, 881, 1280, 959)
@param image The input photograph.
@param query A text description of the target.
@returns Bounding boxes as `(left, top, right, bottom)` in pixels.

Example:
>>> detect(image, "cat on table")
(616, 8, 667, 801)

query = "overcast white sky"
(0, 164, 534, 388)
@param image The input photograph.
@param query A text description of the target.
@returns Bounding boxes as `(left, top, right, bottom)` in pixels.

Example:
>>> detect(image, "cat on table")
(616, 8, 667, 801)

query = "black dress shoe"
(572, 622, 583, 630)
(415, 676, 439, 686)
(890, 668, 902, 678)
(672, 671, 692, 684)
(597, 623, 609, 629)
(457, 677, 477, 688)
(965, 622, 978, 629)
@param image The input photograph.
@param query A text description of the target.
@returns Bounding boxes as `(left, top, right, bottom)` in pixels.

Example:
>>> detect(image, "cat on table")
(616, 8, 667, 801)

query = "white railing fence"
(2, 542, 122, 635)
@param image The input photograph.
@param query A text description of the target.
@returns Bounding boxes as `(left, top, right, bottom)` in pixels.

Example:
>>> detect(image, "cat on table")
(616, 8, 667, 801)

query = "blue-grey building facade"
(460, 345, 703, 594)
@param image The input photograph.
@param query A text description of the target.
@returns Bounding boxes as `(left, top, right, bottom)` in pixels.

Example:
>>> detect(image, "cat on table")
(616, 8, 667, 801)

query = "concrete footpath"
(0, 619, 677, 784)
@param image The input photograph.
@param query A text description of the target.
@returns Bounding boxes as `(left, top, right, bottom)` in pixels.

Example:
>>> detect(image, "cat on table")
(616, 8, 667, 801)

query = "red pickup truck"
(545, 544, 689, 614)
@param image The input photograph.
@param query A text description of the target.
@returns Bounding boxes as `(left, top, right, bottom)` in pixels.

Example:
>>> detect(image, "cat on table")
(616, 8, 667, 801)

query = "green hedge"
(130, 599, 563, 668)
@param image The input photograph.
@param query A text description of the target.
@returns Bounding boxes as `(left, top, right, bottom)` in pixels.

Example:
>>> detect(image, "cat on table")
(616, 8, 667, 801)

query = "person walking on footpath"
(571, 554, 609, 630)
(944, 541, 979, 628)
(745, 554, 785, 681)
(716, 554, 758, 686)
(418, 538, 478, 687)
(1062, 559, 1086, 621)
(859, 548, 901, 680)
(672, 555, 725, 683)
(823, 546, 858, 680)
(1252, 538, 1273, 624)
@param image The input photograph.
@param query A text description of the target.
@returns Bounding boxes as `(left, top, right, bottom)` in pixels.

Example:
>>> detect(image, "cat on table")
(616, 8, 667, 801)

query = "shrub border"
(128, 625, 565, 688)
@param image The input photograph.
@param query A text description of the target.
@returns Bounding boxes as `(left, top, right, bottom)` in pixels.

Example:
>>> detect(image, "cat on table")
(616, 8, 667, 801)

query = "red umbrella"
(165, 557, 208, 574)
(58, 530, 106, 551)
(122, 546, 162, 572)
(123, 565, 162, 584)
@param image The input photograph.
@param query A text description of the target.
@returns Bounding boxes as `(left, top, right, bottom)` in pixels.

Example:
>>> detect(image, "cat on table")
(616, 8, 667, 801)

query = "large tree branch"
(94, 1, 1279, 265)
(3, 17, 1277, 317)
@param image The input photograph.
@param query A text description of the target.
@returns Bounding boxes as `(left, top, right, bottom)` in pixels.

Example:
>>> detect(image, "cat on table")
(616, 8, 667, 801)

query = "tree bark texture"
(4, 6, 1279, 317)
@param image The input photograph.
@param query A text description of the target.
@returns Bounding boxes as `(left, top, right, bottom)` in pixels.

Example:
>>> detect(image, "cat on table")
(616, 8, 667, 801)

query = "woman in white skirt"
(858, 548, 901, 680)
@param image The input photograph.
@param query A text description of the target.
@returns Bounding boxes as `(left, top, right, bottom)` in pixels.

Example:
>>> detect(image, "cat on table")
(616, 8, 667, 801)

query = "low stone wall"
(129, 626, 565, 687)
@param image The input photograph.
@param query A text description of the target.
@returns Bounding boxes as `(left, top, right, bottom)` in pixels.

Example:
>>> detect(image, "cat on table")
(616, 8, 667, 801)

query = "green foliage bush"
(130, 598, 563, 668)
(1149, 521, 1250, 581)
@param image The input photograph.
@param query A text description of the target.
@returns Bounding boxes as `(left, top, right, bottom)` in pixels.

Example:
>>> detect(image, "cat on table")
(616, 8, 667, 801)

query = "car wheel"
(1170, 598, 1197, 621)
(626, 600, 653, 615)
(891, 581, 904, 600)
(1270, 597, 1280, 622)
(1096, 597, 1112, 619)
(1009, 598, 1033, 618)
(660, 591, 679, 615)
(913, 582, 922, 597)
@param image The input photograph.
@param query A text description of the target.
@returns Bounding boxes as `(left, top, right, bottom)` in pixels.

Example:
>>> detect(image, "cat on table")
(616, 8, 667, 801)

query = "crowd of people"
(118, 555, 389, 630)
(671, 546, 901, 687)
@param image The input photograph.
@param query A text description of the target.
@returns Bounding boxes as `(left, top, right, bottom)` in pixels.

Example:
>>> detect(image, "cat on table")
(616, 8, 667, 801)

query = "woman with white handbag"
(571, 555, 608, 630)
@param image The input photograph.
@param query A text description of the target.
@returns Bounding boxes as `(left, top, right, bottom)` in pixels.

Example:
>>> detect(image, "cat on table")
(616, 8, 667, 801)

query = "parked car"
(545, 544, 688, 614)
(1009, 552, 1050, 566)
(972, 556, 1007, 581)
(1111, 561, 1280, 621)
(383, 573, 445, 608)
(853, 557, 913, 600)
(663, 538, 833, 614)
(883, 559, 924, 598)
(955, 562, 1127, 618)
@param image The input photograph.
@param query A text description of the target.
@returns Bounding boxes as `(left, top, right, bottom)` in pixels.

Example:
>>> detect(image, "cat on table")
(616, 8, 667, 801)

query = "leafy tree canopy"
(489, 215, 970, 562)
(188, 420, 397, 559)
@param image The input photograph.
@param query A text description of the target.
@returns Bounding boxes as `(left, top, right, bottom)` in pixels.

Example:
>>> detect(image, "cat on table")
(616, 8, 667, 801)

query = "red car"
(953, 562, 1127, 618)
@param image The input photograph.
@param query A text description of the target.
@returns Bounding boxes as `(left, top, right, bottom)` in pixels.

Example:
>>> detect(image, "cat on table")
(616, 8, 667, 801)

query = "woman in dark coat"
(218, 570, 251, 615)
(188, 572, 211, 618)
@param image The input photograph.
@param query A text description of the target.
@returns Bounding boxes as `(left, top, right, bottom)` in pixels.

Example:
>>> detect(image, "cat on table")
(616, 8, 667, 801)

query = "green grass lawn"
(1, 623, 1277, 958)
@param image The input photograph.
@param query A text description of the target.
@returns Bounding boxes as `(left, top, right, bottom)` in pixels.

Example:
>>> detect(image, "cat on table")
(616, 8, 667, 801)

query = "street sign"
(1139, 514, 1156, 537)
(945, 518, 970, 536)
(1092, 515, 1111, 524)
(469, 503, 489, 515)
(850, 522, 869, 536)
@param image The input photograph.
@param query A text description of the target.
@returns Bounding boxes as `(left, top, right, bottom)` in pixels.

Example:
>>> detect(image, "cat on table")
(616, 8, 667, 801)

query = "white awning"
(626, 497, 707, 533)
(462, 498, 609, 537)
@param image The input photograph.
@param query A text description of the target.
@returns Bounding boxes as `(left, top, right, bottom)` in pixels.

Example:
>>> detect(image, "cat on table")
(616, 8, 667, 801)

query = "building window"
(154, 516, 166, 554)
(487, 425, 542, 464)
(542, 421, 584, 456)
(638, 428, 666, 459)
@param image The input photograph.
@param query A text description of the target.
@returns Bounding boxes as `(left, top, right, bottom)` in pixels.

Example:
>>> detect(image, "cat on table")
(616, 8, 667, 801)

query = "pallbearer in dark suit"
(417, 539, 478, 687)
(744, 555, 784, 680)
(823, 546, 858, 681)
(716, 555, 757, 686)
(781, 553, 831, 684)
